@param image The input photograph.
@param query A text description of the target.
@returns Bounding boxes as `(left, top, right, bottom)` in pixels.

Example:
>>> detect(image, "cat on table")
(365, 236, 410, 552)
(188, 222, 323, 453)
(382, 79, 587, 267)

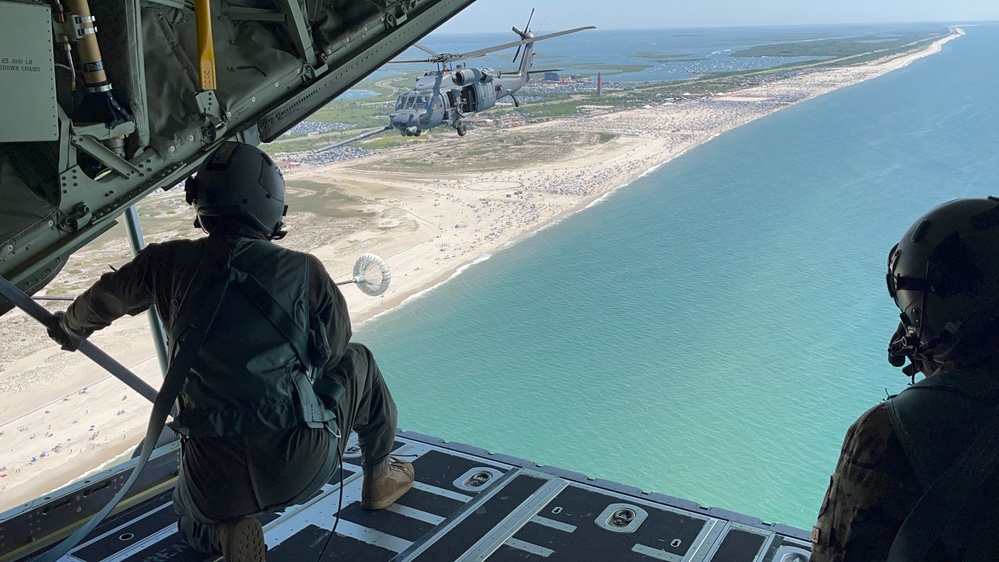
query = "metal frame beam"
(123, 205, 169, 376)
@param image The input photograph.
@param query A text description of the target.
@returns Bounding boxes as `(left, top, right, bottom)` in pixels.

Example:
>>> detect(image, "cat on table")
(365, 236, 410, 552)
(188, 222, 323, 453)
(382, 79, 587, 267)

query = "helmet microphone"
(888, 320, 916, 368)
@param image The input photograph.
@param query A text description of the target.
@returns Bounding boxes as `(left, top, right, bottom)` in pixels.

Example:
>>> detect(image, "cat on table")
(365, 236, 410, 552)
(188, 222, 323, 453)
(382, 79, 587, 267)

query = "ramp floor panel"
(3, 433, 811, 561)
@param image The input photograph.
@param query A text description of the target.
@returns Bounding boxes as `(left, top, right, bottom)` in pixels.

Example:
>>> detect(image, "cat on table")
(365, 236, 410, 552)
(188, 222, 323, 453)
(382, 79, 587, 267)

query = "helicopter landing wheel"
(457, 123, 467, 136)
(415, 129, 422, 136)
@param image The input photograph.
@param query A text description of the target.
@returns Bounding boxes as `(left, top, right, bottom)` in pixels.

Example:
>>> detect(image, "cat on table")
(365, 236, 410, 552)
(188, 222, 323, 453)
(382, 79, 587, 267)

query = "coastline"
(337, 28, 962, 327)
(0, 29, 962, 512)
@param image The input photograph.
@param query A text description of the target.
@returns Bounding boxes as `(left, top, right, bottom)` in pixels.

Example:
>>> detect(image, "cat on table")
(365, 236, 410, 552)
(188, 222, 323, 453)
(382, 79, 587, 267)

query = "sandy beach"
(0, 29, 962, 513)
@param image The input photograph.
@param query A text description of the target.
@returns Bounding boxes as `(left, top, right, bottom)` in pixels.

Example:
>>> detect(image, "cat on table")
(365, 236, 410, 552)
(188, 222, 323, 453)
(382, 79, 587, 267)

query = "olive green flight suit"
(62, 232, 399, 554)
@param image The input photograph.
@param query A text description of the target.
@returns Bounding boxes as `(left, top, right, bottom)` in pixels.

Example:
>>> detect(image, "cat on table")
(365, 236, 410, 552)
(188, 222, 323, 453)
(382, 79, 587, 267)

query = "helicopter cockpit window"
(397, 93, 418, 110)
(415, 95, 430, 110)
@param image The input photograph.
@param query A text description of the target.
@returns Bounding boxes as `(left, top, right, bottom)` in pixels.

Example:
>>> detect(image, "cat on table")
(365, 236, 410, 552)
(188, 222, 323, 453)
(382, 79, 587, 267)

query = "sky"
(435, 0, 999, 33)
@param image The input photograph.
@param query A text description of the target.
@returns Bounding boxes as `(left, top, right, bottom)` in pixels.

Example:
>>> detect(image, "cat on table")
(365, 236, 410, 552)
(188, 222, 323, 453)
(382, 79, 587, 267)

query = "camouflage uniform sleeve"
(811, 402, 923, 562)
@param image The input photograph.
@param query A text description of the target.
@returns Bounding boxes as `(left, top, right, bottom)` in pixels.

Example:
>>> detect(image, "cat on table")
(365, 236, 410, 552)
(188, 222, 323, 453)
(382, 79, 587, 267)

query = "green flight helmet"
(185, 142, 288, 239)
(886, 197, 999, 369)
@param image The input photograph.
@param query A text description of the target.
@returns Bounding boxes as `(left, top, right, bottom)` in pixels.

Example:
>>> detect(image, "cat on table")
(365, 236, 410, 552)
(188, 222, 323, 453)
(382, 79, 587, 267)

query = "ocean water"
(355, 24, 999, 529)
(395, 23, 949, 81)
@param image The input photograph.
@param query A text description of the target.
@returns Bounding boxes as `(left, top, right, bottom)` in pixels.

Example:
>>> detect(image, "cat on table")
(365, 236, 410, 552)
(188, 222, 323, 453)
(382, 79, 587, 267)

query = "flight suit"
(61, 232, 399, 554)
(812, 367, 999, 561)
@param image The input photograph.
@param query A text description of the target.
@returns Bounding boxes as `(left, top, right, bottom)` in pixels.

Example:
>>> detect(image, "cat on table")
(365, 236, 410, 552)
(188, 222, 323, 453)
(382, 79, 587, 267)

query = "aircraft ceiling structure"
(0, 0, 476, 316)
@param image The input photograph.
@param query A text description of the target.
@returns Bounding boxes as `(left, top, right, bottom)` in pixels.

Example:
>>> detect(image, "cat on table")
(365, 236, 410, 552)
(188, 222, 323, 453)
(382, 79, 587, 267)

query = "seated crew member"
(48, 142, 414, 561)
(812, 197, 999, 561)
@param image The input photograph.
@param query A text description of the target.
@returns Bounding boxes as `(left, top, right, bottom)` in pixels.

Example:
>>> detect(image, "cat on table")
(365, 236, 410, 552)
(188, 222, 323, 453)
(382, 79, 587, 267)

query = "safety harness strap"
(887, 404, 999, 561)
(204, 237, 312, 369)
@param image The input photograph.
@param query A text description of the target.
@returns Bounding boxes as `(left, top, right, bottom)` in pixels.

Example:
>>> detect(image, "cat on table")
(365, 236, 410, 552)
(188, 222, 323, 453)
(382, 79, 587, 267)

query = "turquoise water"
(355, 25, 999, 529)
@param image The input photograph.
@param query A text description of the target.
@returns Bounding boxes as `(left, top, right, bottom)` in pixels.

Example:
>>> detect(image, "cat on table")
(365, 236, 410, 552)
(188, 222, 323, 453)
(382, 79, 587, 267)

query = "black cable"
(315, 441, 345, 562)
(333, 446, 345, 535)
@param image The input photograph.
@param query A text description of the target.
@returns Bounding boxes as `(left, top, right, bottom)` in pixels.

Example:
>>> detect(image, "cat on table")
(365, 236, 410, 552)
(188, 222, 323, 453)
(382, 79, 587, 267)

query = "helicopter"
(388, 12, 593, 137)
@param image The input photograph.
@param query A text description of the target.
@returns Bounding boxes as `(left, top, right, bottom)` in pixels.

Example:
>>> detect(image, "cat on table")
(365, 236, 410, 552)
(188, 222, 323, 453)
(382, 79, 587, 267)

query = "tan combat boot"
(218, 516, 266, 562)
(361, 457, 416, 510)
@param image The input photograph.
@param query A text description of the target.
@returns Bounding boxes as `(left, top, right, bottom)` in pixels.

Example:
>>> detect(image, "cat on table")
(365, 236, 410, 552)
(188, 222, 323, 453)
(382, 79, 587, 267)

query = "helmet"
(887, 197, 999, 369)
(184, 142, 287, 239)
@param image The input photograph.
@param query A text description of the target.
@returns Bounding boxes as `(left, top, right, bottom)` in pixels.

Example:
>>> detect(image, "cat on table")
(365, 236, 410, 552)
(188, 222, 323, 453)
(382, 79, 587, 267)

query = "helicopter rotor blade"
(414, 42, 439, 57)
(388, 42, 440, 64)
(445, 26, 595, 63)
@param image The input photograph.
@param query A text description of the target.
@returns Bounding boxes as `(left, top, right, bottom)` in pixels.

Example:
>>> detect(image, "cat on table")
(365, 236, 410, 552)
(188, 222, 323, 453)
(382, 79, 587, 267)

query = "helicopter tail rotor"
(511, 8, 534, 63)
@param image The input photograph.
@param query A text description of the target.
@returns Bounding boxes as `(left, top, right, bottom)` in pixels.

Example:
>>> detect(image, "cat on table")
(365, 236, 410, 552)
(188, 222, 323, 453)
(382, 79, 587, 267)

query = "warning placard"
(0, 2, 58, 142)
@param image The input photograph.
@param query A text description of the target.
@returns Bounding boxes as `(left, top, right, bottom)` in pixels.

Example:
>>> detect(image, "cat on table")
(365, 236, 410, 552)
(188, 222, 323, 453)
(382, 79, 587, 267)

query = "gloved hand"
(48, 311, 84, 352)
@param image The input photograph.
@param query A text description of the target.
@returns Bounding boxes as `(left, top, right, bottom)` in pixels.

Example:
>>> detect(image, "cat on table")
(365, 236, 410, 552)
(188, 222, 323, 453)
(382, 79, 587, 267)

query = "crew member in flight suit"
(48, 142, 415, 561)
(812, 197, 999, 561)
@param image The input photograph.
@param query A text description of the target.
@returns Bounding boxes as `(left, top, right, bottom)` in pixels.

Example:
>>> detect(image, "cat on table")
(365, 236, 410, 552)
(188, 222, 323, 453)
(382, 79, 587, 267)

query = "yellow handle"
(195, 0, 216, 91)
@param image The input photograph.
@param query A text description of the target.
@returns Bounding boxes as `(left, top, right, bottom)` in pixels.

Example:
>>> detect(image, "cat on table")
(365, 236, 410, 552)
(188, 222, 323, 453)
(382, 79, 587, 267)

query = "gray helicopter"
(387, 12, 594, 137)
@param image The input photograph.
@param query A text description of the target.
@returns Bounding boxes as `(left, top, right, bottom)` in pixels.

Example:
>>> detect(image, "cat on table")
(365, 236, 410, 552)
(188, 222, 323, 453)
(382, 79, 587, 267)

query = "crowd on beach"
(275, 145, 374, 167)
(0, 381, 147, 506)
(285, 120, 354, 135)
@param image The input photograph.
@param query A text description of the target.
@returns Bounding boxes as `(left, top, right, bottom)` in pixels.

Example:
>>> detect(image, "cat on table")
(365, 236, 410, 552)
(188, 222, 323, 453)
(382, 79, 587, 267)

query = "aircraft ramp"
(1, 432, 811, 561)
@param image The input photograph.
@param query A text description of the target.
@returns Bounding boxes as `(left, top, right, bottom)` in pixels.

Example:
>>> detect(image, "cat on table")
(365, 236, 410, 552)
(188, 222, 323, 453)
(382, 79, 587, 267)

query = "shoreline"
(0, 29, 962, 513)
(349, 144, 694, 328)
(341, 28, 962, 327)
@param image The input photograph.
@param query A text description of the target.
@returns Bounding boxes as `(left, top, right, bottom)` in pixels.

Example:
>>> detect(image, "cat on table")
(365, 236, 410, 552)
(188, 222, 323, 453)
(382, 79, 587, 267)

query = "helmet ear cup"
(185, 175, 203, 229)
(184, 175, 198, 206)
